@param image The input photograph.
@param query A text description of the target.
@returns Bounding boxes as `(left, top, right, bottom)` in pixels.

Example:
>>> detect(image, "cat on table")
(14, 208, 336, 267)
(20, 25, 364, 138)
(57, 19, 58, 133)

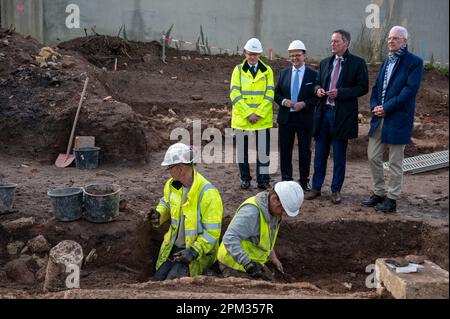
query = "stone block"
(376, 258, 449, 299)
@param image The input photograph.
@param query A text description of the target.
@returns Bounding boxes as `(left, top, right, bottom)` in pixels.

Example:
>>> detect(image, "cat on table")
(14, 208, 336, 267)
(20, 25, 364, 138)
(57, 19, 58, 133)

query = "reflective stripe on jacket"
(217, 196, 280, 272)
(230, 59, 275, 130)
(156, 169, 223, 276)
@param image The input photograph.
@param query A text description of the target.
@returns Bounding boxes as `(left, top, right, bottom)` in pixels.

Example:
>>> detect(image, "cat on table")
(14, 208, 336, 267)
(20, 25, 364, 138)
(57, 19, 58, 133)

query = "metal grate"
(383, 150, 449, 174)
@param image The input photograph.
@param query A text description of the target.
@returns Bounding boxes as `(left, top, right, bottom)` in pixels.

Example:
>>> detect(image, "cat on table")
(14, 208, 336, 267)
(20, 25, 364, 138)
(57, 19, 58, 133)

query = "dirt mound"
(0, 28, 41, 73)
(58, 36, 182, 71)
(0, 30, 162, 164)
(58, 35, 134, 68)
(59, 35, 132, 57)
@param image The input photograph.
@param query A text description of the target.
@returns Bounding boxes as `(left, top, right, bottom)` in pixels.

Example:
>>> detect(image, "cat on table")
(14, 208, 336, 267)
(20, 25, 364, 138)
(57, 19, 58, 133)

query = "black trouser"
(236, 129, 270, 185)
(153, 247, 189, 281)
(279, 113, 312, 187)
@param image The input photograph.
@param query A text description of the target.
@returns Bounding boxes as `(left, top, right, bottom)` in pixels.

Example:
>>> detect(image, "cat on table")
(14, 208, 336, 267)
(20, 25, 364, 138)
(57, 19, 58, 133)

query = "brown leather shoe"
(331, 192, 342, 204)
(305, 189, 321, 200)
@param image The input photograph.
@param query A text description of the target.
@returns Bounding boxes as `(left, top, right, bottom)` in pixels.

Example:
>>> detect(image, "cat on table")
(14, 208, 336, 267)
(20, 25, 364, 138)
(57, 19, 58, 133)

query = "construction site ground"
(0, 29, 448, 299)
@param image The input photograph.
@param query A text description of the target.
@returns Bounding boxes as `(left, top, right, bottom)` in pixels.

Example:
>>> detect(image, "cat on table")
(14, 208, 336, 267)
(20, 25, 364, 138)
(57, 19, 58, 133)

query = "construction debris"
(385, 257, 409, 268)
(84, 249, 98, 265)
(35, 47, 62, 68)
(384, 150, 449, 174)
(405, 255, 428, 264)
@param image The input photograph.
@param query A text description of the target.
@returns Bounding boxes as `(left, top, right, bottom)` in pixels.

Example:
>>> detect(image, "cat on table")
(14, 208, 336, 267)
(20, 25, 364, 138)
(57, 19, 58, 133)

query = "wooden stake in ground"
(43, 240, 84, 292)
(162, 33, 167, 64)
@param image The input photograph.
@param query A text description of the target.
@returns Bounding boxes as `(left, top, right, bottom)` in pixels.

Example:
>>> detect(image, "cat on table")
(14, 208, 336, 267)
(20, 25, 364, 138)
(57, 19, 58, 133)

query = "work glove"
(243, 261, 265, 279)
(173, 248, 198, 264)
(148, 208, 160, 228)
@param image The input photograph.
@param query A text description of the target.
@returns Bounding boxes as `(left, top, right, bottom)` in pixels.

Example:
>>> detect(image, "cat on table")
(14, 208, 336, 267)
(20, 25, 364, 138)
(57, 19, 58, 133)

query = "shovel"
(55, 77, 89, 168)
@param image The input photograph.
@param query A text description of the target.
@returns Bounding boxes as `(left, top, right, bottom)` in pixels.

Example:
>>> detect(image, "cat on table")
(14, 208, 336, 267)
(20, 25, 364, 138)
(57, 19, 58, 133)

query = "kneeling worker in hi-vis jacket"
(149, 143, 223, 281)
(217, 181, 304, 281)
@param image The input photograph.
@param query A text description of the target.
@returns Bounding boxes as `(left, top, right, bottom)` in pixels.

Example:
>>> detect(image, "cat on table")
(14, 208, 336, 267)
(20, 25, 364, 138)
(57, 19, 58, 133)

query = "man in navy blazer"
(275, 40, 319, 191)
(362, 26, 423, 213)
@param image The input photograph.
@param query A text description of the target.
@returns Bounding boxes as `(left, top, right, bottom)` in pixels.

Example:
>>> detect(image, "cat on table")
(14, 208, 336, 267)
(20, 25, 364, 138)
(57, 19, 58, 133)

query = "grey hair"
(390, 26, 408, 39)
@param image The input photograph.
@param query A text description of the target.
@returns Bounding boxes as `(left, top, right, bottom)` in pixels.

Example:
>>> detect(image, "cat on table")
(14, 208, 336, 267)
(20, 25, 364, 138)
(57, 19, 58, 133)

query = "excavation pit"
(132, 216, 449, 297)
(0, 191, 448, 298)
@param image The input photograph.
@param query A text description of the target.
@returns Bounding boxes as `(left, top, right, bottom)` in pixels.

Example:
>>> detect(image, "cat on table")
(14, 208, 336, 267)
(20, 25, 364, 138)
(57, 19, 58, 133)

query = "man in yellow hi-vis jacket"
(149, 143, 223, 281)
(218, 181, 304, 281)
(230, 38, 275, 191)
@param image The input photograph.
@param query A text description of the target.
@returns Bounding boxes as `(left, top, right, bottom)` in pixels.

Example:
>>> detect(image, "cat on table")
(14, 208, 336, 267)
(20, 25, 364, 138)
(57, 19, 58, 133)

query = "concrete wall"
(1, 0, 448, 63)
(0, 0, 44, 41)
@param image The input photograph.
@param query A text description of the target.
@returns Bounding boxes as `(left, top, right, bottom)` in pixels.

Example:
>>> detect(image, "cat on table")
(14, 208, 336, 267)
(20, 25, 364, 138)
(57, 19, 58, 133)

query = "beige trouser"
(368, 122, 406, 200)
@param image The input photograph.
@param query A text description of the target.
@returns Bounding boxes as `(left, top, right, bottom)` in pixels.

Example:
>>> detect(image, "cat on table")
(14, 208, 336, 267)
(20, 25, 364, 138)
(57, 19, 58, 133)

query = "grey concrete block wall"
(1, 0, 448, 63)
(0, 0, 44, 41)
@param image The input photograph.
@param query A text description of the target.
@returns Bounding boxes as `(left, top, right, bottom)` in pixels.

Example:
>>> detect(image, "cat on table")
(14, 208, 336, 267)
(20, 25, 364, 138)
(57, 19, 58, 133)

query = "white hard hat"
(288, 40, 307, 52)
(274, 181, 304, 217)
(161, 143, 194, 167)
(244, 38, 263, 54)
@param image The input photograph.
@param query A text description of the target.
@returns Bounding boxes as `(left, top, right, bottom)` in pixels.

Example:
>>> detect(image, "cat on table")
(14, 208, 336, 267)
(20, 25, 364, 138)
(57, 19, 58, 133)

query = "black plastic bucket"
(0, 183, 17, 212)
(83, 184, 120, 223)
(47, 187, 83, 222)
(74, 147, 100, 169)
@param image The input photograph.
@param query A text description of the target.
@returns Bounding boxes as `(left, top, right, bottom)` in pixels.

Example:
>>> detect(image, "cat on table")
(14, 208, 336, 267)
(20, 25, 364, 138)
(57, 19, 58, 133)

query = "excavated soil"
(0, 29, 448, 299)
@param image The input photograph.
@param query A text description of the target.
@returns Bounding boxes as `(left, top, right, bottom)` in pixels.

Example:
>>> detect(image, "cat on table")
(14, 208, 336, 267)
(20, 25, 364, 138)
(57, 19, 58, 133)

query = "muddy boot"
(375, 198, 397, 213)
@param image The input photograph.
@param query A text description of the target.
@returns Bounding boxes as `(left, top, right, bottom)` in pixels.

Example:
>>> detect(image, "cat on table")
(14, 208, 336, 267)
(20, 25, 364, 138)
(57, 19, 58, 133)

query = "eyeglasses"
(387, 36, 404, 41)
(289, 53, 304, 58)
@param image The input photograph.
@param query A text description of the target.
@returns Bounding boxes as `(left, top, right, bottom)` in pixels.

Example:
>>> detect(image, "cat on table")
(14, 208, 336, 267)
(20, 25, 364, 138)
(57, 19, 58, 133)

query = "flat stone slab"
(1, 217, 35, 232)
(376, 258, 449, 299)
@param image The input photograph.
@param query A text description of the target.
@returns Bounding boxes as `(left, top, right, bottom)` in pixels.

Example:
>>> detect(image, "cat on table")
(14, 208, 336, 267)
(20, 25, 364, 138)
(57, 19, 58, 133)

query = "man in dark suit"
(362, 26, 423, 213)
(275, 40, 319, 192)
(306, 30, 369, 204)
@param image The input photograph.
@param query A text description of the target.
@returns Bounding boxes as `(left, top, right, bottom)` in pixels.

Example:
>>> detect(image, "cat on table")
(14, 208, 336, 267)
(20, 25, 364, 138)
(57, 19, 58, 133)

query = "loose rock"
(2, 217, 35, 232)
(7, 241, 25, 255)
(191, 95, 203, 101)
(5, 257, 35, 285)
(27, 235, 51, 254)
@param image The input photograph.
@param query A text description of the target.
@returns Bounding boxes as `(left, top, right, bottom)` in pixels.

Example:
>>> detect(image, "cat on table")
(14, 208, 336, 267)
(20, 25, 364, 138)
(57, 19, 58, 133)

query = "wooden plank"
(74, 136, 95, 149)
